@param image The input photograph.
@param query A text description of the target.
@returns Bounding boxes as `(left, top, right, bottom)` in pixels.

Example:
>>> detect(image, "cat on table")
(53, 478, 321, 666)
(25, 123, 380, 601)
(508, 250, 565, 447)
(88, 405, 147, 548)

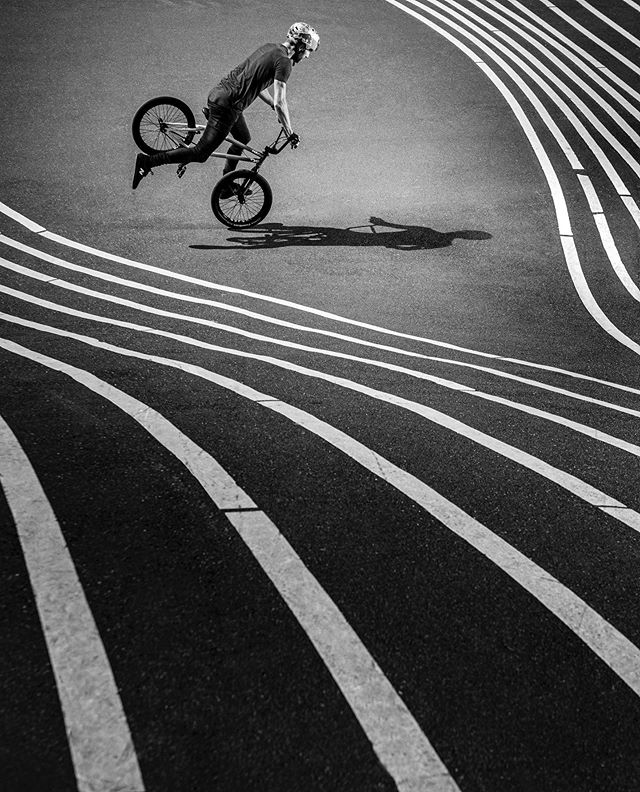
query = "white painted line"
(4, 334, 640, 707)
(559, 234, 640, 355)
(541, 0, 640, 75)
(226, 510, 458, 792)
(573, 172, 640, 306)
(621, 195, 640, 229)
(0, 204, 638, 397)
(0, 201, 46, 233)
(483, 35, 640, 173)
(0, 415, 144, 792)
(382, 0, 640, 358)
(504, 0, 614, 79)
(468, 390, 640, 458)
(5, 265, 640, 423)
(266, 398, 640, 696)
(622, 0, 640, 12)
(0, 339, 459, 792)
(574, 0, 640, 48)
(592, 213, 640, 303)
(577, 174, 604, 214)
(7, 237, 640, 409)
(405, 0, 640, 199)
(3, 303, 640, 539)
(385, 0, 582, 174)
(474, 0, 640, 119)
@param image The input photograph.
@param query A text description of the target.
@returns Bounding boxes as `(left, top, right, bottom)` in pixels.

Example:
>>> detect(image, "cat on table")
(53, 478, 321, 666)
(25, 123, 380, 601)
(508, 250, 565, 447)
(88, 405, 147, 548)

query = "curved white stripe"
(416, 0, 640, 301)
(0, 202, 45, 232)
(382, 0, 640, 358)
(574, 0, 640, 47)
(0, 339, 454, 792)
(507, 0, 640, 104)
(558, 234, 640, 354)
(3, 335, 640, 703)
(575, 175, 640, 303)
(2, 304, 639, 536)
(541, 1, 640, 75)
(5, 264, 640, 423)
(407, 0, 640, 200)
(465, 0, 640, 127)
(4, 240, 640, 413)
(0, 416, 144, 792)
(491, 0, 640, 109)
(0, 201, 638, 396)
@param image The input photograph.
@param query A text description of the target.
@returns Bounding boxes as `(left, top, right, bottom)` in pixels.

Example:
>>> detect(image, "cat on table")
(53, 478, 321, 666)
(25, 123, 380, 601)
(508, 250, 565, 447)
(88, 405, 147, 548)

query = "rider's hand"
(289, 132, 300, 149)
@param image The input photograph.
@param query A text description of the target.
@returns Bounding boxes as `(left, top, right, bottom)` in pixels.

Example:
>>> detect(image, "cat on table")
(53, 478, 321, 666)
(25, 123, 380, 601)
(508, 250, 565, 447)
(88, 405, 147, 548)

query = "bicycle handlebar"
(267, 128, 299, 155)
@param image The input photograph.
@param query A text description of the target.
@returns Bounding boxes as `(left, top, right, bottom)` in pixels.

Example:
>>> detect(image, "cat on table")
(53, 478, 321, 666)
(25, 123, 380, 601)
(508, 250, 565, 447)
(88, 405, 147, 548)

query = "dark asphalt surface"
(2, 1, 640, 790)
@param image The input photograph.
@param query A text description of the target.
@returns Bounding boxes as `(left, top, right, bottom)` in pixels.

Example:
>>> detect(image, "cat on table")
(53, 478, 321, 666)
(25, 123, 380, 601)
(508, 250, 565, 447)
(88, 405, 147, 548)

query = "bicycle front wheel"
(211, 170, 273, 228)
(132, 97, 196, 154)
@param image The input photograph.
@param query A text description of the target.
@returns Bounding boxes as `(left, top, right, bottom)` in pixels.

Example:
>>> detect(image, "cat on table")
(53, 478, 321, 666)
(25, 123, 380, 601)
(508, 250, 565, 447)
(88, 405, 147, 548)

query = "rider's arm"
(258, 90, 274, 109)
(369, 216, 405, 229)
(273, 79, 293, 137)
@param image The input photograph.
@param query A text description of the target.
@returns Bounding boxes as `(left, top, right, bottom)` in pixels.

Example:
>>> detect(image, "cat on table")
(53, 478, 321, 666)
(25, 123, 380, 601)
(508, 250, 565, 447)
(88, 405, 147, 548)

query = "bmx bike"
(131, 96, 296, 228)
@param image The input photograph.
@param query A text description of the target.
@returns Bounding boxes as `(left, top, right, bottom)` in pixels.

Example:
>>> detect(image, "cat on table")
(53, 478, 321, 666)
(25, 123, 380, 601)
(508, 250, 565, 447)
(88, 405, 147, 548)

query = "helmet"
(287, 22, 320, 54)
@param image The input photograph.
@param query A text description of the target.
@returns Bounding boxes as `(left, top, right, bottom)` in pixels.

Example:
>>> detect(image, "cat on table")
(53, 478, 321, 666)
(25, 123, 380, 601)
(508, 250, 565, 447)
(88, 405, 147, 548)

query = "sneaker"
(132, 152, 152, 190)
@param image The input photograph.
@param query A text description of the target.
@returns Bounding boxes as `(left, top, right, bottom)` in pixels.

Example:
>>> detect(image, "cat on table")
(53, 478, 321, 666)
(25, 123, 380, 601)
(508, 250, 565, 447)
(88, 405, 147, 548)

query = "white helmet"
(287, 22, 320, 54)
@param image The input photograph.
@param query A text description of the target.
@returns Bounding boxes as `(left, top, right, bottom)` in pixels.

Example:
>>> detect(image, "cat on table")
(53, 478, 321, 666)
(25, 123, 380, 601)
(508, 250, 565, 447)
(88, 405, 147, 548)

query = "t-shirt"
(209, 43, 292, 112)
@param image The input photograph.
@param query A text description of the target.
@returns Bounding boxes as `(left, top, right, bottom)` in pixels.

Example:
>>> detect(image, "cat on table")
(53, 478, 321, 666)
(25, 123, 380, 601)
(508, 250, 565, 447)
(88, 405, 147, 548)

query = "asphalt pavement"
(2, 1, 640, 790)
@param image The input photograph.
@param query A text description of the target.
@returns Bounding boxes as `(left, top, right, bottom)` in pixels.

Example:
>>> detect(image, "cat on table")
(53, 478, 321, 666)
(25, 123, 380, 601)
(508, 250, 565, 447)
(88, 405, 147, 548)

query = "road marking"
(5, 239, 640, 413)
(577, 175, 604, 215)
(0, 415, 145, 792)
(402, 0, 640, 212)
(226, 510, 460, 792)
(576, 174, 640, 303)
(4, 281, 640, 524)
(0, 202, 638, 397)
(501, 0, 640, 104)
(5, 254, 640, 425)
(0, 286, 640, 531)
(382, 0, 640, 358)
(538, 0, 640, 76)
(3, 335, 640, 707)
(0, 202, 46, 232)
(0, 339, 458, 792)
(461, 0, 640, 146)
(573, 0, 640, 48)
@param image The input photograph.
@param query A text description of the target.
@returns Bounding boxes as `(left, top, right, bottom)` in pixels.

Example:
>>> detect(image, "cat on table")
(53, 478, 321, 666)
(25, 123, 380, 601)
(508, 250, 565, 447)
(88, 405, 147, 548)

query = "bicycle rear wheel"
(211, 170, 273, 228)
(132, 97, 196, 154)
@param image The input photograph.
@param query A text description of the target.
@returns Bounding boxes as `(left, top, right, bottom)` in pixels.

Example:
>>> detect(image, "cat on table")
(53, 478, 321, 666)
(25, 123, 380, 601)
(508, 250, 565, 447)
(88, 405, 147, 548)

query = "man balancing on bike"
(132, 22, 319, 191)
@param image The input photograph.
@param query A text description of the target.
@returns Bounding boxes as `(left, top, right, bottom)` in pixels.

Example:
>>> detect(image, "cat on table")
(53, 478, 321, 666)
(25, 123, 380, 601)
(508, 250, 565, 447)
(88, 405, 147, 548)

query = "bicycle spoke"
(211, 170, 271, 227)
(134, 98, 195, 153)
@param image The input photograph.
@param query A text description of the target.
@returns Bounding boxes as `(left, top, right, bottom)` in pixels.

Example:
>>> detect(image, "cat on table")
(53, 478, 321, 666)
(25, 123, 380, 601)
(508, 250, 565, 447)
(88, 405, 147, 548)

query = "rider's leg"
(146, 104, 238, 168)
(222, 114, 251, 175)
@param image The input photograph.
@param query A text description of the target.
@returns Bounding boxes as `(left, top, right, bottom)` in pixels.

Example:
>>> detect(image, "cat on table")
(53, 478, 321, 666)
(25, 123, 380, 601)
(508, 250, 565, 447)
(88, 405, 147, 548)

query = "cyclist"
(132, 22, 319, 190)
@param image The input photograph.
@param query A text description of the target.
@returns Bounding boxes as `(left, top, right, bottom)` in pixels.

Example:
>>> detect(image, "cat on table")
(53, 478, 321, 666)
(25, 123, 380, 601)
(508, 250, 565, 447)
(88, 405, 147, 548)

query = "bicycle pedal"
(176, 164, 187, 178)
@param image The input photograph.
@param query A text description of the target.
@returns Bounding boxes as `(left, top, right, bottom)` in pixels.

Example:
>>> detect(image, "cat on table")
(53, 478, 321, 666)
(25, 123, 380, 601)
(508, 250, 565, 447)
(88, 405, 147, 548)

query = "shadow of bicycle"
(191, 217, 492, 251)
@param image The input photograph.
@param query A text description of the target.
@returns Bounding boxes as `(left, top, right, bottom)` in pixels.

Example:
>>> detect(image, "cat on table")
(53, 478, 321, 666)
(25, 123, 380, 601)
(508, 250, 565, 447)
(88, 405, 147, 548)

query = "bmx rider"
(132, 22, 319, 191)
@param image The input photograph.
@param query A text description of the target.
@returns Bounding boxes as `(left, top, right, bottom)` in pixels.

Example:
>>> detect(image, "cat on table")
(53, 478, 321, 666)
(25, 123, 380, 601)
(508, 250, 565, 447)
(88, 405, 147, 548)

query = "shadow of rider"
(192, 216, 492, 250)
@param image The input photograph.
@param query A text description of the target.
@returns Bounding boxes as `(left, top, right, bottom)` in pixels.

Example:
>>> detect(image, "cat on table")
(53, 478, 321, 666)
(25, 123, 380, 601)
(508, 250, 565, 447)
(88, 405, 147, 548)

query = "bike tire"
(211, 170, 273, 228)
(132, 97, 196, 154)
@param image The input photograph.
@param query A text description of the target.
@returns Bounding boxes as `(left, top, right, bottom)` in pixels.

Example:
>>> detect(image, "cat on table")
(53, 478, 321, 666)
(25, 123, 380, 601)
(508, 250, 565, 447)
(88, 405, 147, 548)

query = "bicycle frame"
(164, 121, 290, 171)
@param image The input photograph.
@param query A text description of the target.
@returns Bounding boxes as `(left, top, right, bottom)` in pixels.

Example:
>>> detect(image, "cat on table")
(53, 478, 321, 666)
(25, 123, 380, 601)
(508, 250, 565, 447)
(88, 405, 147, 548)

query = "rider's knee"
(193, 148, 211, 163)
